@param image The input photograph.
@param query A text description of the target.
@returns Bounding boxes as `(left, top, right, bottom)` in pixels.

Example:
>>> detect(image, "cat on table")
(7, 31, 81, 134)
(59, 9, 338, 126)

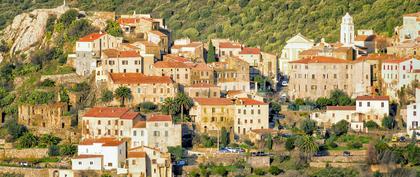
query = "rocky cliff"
(0, 4, 69, 59)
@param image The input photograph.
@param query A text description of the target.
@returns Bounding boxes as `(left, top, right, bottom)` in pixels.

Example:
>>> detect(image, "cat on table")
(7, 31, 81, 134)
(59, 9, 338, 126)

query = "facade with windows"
(407, 88, 420, 139)
(234, 98, 269, 135)
(381, 58, 420, 99)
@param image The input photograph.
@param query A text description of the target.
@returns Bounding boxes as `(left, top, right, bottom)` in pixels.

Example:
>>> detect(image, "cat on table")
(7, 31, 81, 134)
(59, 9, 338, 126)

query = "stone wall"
(40, 73, 86, 84)
(328, 150, 367, 156)
(0, 166, 50, 177)
(247, 156, 270, 168)
(309, 162, 365, 168)
(0, 148, 48, 159)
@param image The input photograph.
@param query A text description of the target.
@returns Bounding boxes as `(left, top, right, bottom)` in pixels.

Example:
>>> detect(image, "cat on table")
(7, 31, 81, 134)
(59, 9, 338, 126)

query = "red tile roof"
(148, 115, 172, 122)
(356, 96, 389, 101)
(239, 47, 260, 55)
(194, 98, 233, 105)
(84, 107, 139, 120)
(128, 151, 146, 158)
(192, 63, 212, 71)
(164, 54, 190, 63)
(382, 58, 410, 63)
(133, 121, 146, 128)
(404, 12, 420, 17)
(154, 61, 191, 68)
(356, 54, 396, 61)
(79, 137, 124, 146)
(299, 49, 320, 56)
(103, 49, 140, 58)
(326, 106, 356, 111)
(219, 42, 242, 49)
(226, 90, 243, 96)
(73, 154, 103, 159)
(355, 35, 376, 42)
(237, 98, 267, 105)
(148, 30, 167, 37)
(118, 18, 139, 24)
(109, 73, 173, 84)
(79, 32, 106, 42)
(289, 56, 351, 64)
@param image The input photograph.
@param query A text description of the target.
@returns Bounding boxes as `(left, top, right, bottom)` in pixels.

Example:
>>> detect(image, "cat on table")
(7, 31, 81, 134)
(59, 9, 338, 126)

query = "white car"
(281, 81, 288, 86)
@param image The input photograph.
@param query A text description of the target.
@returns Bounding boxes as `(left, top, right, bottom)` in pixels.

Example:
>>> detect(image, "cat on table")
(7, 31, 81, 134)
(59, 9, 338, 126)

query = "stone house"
(107, 73, 178, 105)
(128, 146, 172, 177)
(211, 57, 250, 93)
(234, 98, 269, 136)
(18, 102, 71, 130)
(217, 41, 242, 58)
(147, 30, 169, 55)
(407, 88, 419, 139)
(151, 60, 193, 88)
(190, 63, 215, 85)
(129, 41, 161, 60)
(184, 83, 221, 98)
(288, 56, 371, 100)
(279, 33, 315, 76)
(171, 38, 204, 61)
(118, 17, 160, 38)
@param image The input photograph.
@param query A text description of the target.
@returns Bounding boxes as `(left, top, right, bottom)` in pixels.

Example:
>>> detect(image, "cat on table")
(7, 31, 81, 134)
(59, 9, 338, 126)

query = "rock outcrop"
(0, 4, 69, 57)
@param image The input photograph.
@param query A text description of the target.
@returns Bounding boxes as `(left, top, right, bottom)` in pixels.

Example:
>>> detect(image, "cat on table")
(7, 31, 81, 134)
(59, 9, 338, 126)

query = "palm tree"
(295, 135, 318, 162)
(114, 86, 132, 107)
(175, 93, 193, 122)
(162, 97, 177, 115)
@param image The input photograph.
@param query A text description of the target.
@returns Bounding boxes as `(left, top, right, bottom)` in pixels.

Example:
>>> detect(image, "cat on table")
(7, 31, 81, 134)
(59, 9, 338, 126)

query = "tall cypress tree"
(207, 40, 216, 63)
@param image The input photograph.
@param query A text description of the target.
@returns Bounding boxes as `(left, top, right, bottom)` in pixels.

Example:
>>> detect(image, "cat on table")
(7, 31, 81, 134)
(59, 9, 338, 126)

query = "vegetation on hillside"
(1, 0, 418, 54)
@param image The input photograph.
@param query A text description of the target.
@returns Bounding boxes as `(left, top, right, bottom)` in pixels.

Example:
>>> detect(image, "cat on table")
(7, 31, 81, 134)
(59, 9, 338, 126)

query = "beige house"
(288, 56, 371, 100)
(152, 60, 193, 87)
(189, 98, 235, 135)
(191, 63, 215, 85)
(96, 49, 154, 83)
(184, 83, 221, 98)
(130, 41, 161, 60)
(118, 16, 161, 38)
(107, 73, 178, 105)
(234, 98, 269, 135)
(128, 146, 172, 177)
(18, 102, 71, 130)
(212, 57, 250, 92)
(81, 107, 142, 139)
(217, 41, 242, 58)
(172, 38, 204, 61)
(147, 30, 169, 54)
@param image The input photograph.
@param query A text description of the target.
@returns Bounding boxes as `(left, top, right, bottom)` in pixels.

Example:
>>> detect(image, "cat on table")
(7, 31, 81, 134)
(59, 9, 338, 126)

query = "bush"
(100, 90, 113, 103)
(135, 102, 158, 112)
(4, 118, 27, 140)
(213, 165, 228, 176)
(365, 120, 379, 129)
(332, 120, 349, 136)
(48, 145, 60, 156)
(167, 146, 183, 161)
(39, 134, 62, 147)
(60, 144, 77, 156)
(254, 168, 266, 175)
(285, 137, 295, 151)
(300, 118, 317, 135)
(59, 9, 78, 26)
(39, 79, 55, 87)
(348, 142, 363, 149)
(382, 116, 396, 130)
(268, 166, 284, 175)
(17, 132, 38, 148)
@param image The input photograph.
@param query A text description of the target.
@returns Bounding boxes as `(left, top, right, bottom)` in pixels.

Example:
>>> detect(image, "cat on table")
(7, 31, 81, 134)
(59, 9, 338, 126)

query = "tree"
(265, 134, 273, 150)
(207, 40, 216, 63)
(300, 118, 317, 135)
(60, 144, 77, 156)
(59, 9, 78, 26)
(332, 120, 349, 136)
(39, 79, 55, 87)
(105, 20, 123, 37)
(135, 102, 157, 112)
(365, 120, 379, 129)
(285, 137, 295, 151)
(167, 146, 183, 161)
(329, 89, 352, 106)
(17, 132, 38, 148)
(269, 101, 281, 115)
(161, 98, 177, 115)
(295, 135, 318, 162)
(220, 127, 229, 148)
(253, 168, 266, 175)
(4, 118, 27, 140)
(295, 98, 305, 105)
(411, 131, 417, 143)
(39, 134, 61, 147)
(101, 174, 112, 177)
(114, 86, 132, 106)
(382, 116, 395, 130)
(268, 166, 283, 175)
(48, 145, 60, 156)
(239, 0, 250, 8)
(315, 97, 331, 109)
(175, 93, 193, 122)
(101, 90, 114, 103)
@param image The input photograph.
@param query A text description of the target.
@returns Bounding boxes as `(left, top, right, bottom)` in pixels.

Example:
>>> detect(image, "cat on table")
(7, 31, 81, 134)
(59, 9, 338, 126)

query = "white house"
(398, 12, 420, 42)
(279, 33, 314, 76)
(355, 95, 390, 123)
(382, 58, 420, 99)
(72, 138, 127, 170)
(407, 88, 420, 139)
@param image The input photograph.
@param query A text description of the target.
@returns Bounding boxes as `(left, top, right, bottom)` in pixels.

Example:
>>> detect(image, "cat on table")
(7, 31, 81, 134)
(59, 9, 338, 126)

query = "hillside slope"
(0, 0, 419, 54)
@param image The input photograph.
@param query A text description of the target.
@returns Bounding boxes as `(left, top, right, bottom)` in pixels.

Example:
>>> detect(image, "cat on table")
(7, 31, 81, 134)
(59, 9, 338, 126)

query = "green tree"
(332, 120, 349, 136)
(265, 134, 273, 150)
(220, 127, 229, 148)
(39, 134, 61, 147)
(101, 90, 114, 103)
(48, 145, 60, 156)
(268, 166, 283, 175)
(365, 120, 379, 129)
(315, 97, 331, 109)
(135, 102, 157, 112)
(114, 86, 132, 106)
(329, 89, 352, 106)
(213, 165, 228, 176)
(59, 9, 78, 26)
(167, 146, 183, 161)
(39, 79, 55, 87)
(59, 90, 69, 103)
(285, 137, 295, 151)
(161, 97, 178, 115)
(207, 40, 216, 63)
(239, 0, 250, 8)
(5, 118, 27, 140)
(101, 174, 112, 177)
(300, 118, 317, 135)
(175, 93, 193, 122)
(295, 98, 305, 105)
(17, 132, 38, 148)
(254, 168, 266, 176)
(382, 116, 395, 130)
(295, 135, 318, 161)
(105, 20, 123, 37)
(60, 144, 77, 156)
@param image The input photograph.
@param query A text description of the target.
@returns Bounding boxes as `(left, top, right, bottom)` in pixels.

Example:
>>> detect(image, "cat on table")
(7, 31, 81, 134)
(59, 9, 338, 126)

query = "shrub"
(254, 168, 266, 175)
(268, 166, 284, 175)
(4, 118, 27, 140)
(382, 116, 396, 130)
(48, 145, 60, 156)
(285, 137, 295, 151)
(135, 102, 158, 112)
(60, 144, 77, 156)
(332, 120, 349, 136)
(300, 118, 317, 135)
(348, 142, 363, 149)
(365, 120, 379, 129)
(17, 132, 38, 148)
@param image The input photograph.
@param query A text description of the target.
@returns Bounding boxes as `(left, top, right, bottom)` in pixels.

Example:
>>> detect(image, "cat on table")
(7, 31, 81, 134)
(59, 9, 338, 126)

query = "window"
(98, 129, 101, 135)
(122, 60, 128, 65)
(165, 131, 168, 137)
(359, 102, 362, 107)
(258, 109, 261, 114)
(154, 131, 160, 136)
(381, 102, 384, 107)
(98, 120, 101, 125)
(251, 110, 254, 115)
(90, 161, 93, 165)
(108, 163, 112, 166)
(133, 130, 137, 136)
(238, 109, 241, 114)
(132, 160, 136, 165)
(78, 161, 82, 165)
(367, 102, 370, 107)
(108, 120, 111, 125)
(121, 121, 124, 126)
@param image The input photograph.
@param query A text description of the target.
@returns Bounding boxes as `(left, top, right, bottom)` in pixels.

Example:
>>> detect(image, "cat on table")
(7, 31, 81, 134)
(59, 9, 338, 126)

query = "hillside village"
(0, 1, 418, 177)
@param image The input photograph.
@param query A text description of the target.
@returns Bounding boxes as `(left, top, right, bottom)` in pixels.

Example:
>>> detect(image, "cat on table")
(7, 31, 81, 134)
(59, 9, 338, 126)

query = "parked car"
(251, 151, 267, 156)
(391, 136, 398, 142)
(399, 136, 406, 142)
(19, 162, 29, 167)
(281, 81, 288, 86)
(176, 160, 187, 166)
(314, 150, 328, 157)
(219, 148, 229, 153)
(343, 151, 351, 157)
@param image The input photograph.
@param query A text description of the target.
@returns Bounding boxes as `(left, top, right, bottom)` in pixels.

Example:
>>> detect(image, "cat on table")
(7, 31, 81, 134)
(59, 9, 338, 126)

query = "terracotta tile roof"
(334, 47, 352, 52)
(133, 121, 146, 128)
(289, 56, 351, 64)
(237, 98, 267, 105)
(164, 54, 190, 63)
(148, 30, 167, 37)
(404, 12, 420, 17)
(131, 41, 159, 47)
(299, 49, 320, 56)
(118, 18, 139, 24)
(239, 47, 260, 55)
(73, 154, 103, 159)
(189, 83, 218, 88)
(192, 63, 213, 71)
(148, 115, 172, 122)
(154, 61, 191, 68)
(79, 137, 124, 146)
(356, 54, 396, 61)
(356, 95, 389, 101)
(103, 49, 140, 58)
(355, 35, 376, 42)
(382, 58, 410, 63)
(84, 107, 138, 119)
(194, 98, 233, 105)
(219, 42, 242, 49)
(109, 73, 173, 84)
(226, 90, 243, 96)
(326, 106, 356, 111)
(79, 32, 106, 42)
(128, 151, 146, 158)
